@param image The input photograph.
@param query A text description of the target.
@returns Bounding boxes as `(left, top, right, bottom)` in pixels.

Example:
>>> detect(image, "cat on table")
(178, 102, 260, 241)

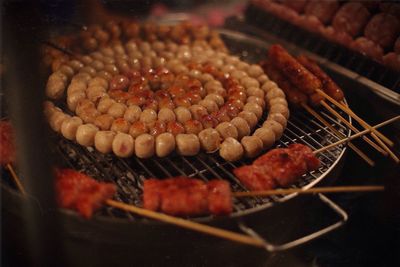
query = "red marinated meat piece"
(364, 13, 400, 49)
(288, 143, 320, 171)
(382, 53, 400, 72)
(350, 37, 384, 62)
(207, 180, 232, 215)
(304, 0, 339, 24)
(55, 168, 116, 218)
(395, 37, 400, 54)
(0, 121, 16, 165)
(143, 177, 232, 216)
(233, 165, 277, 191)
(254, 147, 308, 187)
(281, 0, 308, 13)
(234, 144, 320, 190)
(332, 2, 371, 37)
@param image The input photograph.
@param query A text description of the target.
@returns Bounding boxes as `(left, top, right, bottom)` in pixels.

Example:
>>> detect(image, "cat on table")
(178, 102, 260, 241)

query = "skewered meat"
(234, 143, 320, 190)
(241, 135, 263, 158)
(143, 177, 232, 216)
(0, 121, 16, 165)
(55, 168, 116, 218)
(268, 44, 322, 95)
(296, 55, 344, 101)
(198, 128, 221, 153)
(281, 0, 308, 13)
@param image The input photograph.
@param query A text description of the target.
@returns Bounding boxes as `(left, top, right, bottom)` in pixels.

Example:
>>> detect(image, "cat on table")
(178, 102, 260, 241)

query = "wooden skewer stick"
(316, 89, 394, 147)
(313, 115, 400, 154)
(233, 186, 384, 197)
(302, 103, 375, 166)
(106, 199, 265, 248)
(320, 101, 400, 163)
(6, 163, 26, 195)
(320, 100, 388, 156)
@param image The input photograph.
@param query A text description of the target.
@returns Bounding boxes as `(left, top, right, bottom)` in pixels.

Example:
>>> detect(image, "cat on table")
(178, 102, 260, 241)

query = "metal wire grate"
(53, 104, 349, 221)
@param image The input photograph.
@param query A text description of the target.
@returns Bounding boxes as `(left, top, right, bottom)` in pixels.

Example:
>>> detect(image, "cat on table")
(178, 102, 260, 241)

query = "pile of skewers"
(261, 44, 399, 166)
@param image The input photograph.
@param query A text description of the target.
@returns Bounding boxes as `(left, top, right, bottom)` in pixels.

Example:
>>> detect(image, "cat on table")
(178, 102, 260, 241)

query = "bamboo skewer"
(6, 163, 26, 195)
(302, 103, 375, 166)
(313, 115, 400, 154)
(106, 199, 265, 248)
(320, 101, 400, 163)
(233, 186, 384, 197)
(316, 89, 394, 147)
(320, 100, 388, 156)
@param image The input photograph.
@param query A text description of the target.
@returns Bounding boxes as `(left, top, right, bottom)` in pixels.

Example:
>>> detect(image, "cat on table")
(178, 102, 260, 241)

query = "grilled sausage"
(268, 44, 322, 94)
(296, 55, 344, 102)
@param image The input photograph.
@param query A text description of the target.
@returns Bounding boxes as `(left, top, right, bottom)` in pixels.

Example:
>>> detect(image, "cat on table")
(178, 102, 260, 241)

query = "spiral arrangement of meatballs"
(43, 21, 289, 161)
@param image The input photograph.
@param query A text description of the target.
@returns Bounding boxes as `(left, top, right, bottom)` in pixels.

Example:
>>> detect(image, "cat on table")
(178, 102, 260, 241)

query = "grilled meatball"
(216, 122, 239, 140)
(238, 111, 258, 129)
(135, 134, 155, 158)
(49, 111, 70, 132)
(204, 93, 224, 106)
(124, 105, 142, 123)
(76, 124, 99, 147)
(230, 117, 250, 140)
(254, 127, 276, 149)
(97, 97, 116, 113)
(174, 106, 192, 123)
(111, 118, 130, 133)
(175, 134, 200, 156)
(220, 137, 244, 162)
(61, 116, 83, 140)
(263, 120, 284, 139)
(107, 102, 127, 118)
(269, 104, 290, 119)
(112, 132, 134, 157)
(243, 103, 263, 119)
(94, 130, 116, 153)
(155, 132, 175, 157)
(140, 109, 158, 124)
(129, 121, 148, 138)
(267, 113, 288, 129)
(46, 72, 67, 99)
(241, 136, 263, 158)
(158, 108, 176, 122)
(94, 114, 114, 130)
(198, 128, 221, 153)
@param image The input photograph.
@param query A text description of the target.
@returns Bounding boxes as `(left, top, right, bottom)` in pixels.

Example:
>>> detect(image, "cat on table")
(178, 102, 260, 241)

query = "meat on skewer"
(143, 177, 232, 216)
(296, 55, 344, 102)
(234, 144, 320, 191)
(267, 44, 322, 95)
(55, 168, 116, 218)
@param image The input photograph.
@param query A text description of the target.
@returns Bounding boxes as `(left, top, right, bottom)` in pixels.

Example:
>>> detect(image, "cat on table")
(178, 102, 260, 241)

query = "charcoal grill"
(2, 29, 353, 255)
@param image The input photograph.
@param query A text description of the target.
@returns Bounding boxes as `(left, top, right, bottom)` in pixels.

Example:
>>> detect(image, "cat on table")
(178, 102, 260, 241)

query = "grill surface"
(49, 30, 350, 221)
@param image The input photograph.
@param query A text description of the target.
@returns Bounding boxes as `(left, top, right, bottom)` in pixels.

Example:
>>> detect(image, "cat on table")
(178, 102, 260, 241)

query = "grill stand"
(238, 193, 348, 252)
